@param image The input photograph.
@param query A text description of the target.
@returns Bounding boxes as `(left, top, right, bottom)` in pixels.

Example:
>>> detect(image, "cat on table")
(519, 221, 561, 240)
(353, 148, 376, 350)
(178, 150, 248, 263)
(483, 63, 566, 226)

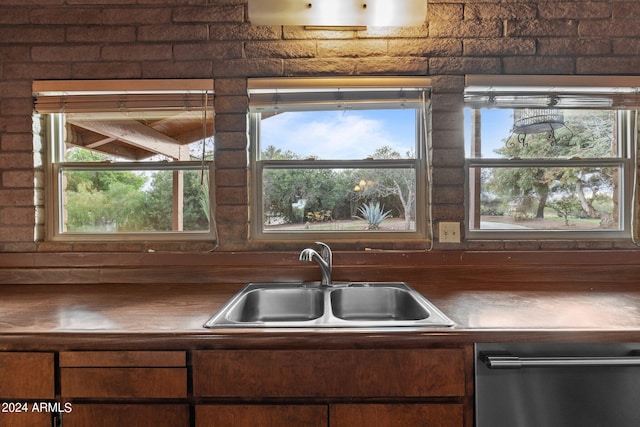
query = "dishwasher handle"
(481, 352, 640, 369)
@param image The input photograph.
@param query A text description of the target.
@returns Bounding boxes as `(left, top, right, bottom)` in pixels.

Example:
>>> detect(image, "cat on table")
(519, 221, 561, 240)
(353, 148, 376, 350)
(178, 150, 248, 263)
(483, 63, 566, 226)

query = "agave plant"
(358, 201, 392, 230)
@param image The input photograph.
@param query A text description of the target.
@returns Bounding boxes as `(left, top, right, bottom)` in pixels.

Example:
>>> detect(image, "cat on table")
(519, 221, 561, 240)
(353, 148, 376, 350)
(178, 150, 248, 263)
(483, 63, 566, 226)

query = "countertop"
(1, 282, 640, 350)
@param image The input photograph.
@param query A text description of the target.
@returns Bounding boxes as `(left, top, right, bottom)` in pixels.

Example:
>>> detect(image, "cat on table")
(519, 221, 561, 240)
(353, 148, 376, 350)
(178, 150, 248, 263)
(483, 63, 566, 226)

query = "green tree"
(261, 145, 355, 224)
(486, 109, 617, 226)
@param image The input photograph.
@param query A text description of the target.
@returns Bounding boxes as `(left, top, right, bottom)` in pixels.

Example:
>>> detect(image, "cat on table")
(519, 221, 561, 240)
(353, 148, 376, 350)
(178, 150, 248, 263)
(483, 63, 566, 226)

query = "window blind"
(248, 76, 431, 112)
(464, 75, 640, 109)
(33, 79, 214, 114)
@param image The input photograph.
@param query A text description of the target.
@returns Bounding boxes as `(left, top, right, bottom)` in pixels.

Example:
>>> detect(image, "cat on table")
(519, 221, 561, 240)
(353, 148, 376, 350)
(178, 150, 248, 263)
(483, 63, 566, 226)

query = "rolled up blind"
(33, 79, 214, 114)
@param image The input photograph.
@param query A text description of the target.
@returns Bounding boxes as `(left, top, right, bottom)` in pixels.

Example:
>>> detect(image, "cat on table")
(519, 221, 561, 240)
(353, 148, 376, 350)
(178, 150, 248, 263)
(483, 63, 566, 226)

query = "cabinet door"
(0, 352, 54, 399)
(196, 405, 327, 427)
(62, 404, 189, 427)
(331, 404, 464, 427)
(0, 411, 52, 427)
(0, 353, 55, 427)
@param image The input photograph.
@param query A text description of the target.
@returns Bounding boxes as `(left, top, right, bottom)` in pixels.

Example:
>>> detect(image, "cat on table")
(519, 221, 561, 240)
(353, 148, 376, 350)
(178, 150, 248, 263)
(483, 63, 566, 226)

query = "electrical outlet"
(439, 222, 461, 243)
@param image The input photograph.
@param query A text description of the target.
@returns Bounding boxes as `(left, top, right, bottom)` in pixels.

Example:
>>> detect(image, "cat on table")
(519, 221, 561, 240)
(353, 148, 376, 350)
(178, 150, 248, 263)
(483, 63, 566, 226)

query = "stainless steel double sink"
(204, 282, 454, 328)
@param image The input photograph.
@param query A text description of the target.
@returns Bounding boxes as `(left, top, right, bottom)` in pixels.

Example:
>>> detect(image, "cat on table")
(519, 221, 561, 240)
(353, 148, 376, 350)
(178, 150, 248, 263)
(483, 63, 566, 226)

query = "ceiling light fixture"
(248, 0, 427, 27)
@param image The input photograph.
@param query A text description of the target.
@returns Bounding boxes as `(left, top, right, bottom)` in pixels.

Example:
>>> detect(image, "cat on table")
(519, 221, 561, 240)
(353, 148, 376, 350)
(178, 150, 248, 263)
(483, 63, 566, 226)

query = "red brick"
(214, 131, 247, 151)
(0, 27, 65, 43)
(138, 25, 208, 42)
(101, 44, 172, 61)
(0, 207, 36, 225)
(503, 56, 575, 74)
(246, 41, 317, 59)
(465, 4, 537, 20)
(215, 168, 247, 187)
(66, 26, 136, 43)
(31, 45, 101, 62)
(0, 226, 34, 242)
(173, 42, 243, 60)
(71, 62, 141, 79)
(141, 60, 213, 79)
(317, 40, 387, 58)
(2, 171, 34, 188)
(172, 5, 243, 23)
(538, 2, 611, 20)
(464, 38, 536, 56)
(3, 63, 70, 80)
(430, 20, 502, 38)
(102, 7, 171, 24)
(0, 8, 29, 24)
(0, 189, 34, 206)
(31, 7, 103, 25)
(0, 153, 33, 170)
(506, 20, 578, 37)
(214, 149, 248, 169)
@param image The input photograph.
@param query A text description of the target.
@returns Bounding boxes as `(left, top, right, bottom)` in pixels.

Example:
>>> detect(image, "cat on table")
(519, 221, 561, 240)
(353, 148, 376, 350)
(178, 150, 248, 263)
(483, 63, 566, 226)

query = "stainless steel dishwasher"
(476, 343, 640, 427)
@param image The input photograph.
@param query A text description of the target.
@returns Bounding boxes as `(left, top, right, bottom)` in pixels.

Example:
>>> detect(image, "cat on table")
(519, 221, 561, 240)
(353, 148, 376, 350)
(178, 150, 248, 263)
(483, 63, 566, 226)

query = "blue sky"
(464, 108, 514, 157)
(260, 109, 417, 160)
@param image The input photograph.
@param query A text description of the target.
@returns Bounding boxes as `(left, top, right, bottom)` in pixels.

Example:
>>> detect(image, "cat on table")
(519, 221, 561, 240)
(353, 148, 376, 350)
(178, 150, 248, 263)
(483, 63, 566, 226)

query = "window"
(464, 75, 637, 239)
(248, 77, 431, 240)
(33, 80, 215, 241)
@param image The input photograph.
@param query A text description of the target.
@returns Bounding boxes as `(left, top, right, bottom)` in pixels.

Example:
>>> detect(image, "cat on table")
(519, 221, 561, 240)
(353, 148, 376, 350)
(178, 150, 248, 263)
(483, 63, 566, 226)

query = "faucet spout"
(299, 242, 333, 286)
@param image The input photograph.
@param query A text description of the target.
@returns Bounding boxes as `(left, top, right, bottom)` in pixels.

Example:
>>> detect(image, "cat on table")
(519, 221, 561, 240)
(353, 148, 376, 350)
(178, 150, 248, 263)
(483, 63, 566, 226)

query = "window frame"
(464, 75, 638, 240)
(248, 77, 432, 241)
(36, 80, 216, 242)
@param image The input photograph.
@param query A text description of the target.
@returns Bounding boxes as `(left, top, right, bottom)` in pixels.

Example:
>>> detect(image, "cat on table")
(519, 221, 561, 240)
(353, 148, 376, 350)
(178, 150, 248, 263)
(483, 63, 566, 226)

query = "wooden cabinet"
(331, 403, 464, 427)
(0, 347, 469, 427)
(60, 351, 188, 427)
(193, 348, 465, 398)
(196, 404, 327, 427)
(193, 348, 467, 427)
(61, 404, 189, 427)
(0, 352, 55, 427)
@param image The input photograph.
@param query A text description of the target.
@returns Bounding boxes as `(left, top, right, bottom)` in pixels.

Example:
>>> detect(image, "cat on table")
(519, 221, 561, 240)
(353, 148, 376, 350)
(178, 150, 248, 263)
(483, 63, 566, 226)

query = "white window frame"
(34, 80, 216, 242)
(248, 77, 432, 241)
(464, 75, 638, 240)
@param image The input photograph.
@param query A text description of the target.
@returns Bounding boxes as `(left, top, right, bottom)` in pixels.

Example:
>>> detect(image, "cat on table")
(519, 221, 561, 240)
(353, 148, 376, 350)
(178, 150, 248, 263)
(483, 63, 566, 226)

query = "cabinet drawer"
(193, 349, 465, 398)
(0, 411, 52, 427)
(60, 351, 187, 399)
(62, 404, 189, 427)
(196, 405, 327, 427)
(331, 403, 464, 427)
(0, 352, 54, 399)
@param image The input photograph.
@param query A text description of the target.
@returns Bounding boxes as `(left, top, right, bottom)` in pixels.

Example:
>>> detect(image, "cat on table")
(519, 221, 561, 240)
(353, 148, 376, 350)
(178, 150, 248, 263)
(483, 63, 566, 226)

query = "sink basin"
(226, 287, 323, 323)
(330, 286, 430, 321)
(204, 282, 453, 328)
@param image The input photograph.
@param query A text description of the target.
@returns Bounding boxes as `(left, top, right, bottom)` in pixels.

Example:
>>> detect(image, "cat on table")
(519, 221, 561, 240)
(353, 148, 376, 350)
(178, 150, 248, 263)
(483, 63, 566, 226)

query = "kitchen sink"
(204, 282, 454, 328)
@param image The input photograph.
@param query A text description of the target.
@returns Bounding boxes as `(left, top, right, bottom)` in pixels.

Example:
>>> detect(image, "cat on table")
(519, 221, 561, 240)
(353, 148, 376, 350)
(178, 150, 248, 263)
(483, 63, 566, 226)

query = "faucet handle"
(314, 241, 332, 265)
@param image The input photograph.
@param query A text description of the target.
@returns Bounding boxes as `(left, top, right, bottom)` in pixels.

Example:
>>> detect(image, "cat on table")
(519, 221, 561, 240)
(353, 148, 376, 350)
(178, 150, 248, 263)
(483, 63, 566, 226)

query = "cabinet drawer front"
(0, 353, 54, 399)
(62, 404, 189, 427)
(61, 367, 187, 398)
(193, 349, 465, 398)
(196, 405, 327, 427)
(330, 404, 464, 427)
(59, 351, 185, 367)
(0, 411, 52, 427)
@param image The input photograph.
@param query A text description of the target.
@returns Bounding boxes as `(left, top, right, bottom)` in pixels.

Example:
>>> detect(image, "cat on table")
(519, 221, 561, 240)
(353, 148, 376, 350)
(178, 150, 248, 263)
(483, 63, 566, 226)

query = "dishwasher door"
(476, 343, 640, 427)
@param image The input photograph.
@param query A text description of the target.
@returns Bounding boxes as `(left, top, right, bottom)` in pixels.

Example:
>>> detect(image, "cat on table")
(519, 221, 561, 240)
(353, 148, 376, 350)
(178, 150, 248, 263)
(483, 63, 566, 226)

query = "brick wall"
(1, 0, 639, 252)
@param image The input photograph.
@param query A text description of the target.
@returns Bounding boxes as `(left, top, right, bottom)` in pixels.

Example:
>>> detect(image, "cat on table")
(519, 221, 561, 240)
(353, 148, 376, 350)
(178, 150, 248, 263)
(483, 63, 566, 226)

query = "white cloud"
(260, 110, 414, 159)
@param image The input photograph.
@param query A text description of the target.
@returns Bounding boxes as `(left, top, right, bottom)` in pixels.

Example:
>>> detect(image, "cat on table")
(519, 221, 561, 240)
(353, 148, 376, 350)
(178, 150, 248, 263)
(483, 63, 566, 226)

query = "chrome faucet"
(299, 241, 333, 286)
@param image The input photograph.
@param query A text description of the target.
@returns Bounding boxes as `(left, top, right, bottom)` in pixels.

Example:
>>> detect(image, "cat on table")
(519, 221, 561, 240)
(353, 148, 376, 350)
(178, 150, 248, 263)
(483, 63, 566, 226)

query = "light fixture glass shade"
(248, 0, 427, 27)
